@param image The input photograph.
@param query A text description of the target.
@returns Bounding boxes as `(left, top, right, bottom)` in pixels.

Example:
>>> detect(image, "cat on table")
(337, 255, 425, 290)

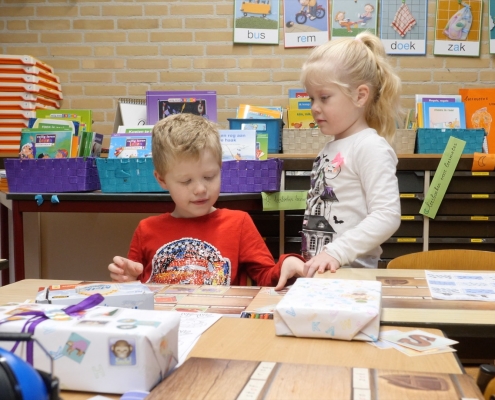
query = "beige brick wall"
(1, 0, 494, 135)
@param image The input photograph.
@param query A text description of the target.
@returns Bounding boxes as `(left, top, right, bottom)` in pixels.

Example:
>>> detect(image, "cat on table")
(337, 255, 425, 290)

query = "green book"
(35, 109, 92, 132)
(20, 128, 73, 159)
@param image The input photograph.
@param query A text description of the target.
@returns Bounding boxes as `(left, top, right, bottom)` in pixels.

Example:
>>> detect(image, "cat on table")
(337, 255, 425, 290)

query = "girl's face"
(306, 79, 369, 140)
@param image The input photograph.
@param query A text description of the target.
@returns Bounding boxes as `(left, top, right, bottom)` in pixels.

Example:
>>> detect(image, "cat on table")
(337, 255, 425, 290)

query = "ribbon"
(0, 293, 104, 365)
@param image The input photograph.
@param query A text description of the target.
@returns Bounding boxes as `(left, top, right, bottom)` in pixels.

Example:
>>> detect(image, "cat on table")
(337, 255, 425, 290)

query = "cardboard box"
(274, 278, 381, 341)
(35, 281, 155, 310)
(0, 302, 180, 393)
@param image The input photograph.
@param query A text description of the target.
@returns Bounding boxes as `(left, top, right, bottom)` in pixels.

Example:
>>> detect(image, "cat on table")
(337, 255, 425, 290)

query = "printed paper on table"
(283, 0, 329, 48)
(433, 0, 483, 57)
(274, 278, 382, 341)
(425, 270, 495, 301)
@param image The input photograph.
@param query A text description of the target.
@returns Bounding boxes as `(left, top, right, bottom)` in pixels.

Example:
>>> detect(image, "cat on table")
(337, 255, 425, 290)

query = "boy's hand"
(275, 256, 305, 291)
(303, 252, 341, 277)
(108, 256, 143, 282)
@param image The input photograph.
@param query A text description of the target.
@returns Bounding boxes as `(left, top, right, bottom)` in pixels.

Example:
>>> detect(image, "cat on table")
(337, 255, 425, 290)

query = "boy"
(108, 113, 305, 290)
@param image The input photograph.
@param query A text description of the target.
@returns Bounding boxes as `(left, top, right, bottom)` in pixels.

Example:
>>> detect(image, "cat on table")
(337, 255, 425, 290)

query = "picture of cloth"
(391, 3, 417, 37)
(443, 4, 472, 40)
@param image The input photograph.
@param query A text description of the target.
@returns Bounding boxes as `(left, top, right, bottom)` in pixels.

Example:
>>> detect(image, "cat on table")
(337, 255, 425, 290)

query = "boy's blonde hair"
(152, 113, 222, 177)
(301, 31, 403, 143)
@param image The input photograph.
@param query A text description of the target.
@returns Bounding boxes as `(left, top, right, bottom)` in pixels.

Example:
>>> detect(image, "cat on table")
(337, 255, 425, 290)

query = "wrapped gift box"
(0, 302, 180, 393)
(35, 281, 155, 310)
(274, 278, 382, 341)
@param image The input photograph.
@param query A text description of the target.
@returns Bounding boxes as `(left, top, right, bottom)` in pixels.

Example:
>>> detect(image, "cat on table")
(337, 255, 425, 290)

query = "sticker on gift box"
(77, 320, 109, 327)
(109, 338, 136, 366)
(91, 308, 120, 318)
(44, 309, 71, 321)
(63, 333, 90, 363)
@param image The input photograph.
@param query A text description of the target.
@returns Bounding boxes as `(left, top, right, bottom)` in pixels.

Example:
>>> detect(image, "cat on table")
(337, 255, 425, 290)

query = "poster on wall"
(433, 0, 483, 57)
(380, 0, 428, 55)
(283, 0, 329, 48)
(330, 0, 378, 39)
(489, 0, 495, 53)
(233, 0, 280, 44)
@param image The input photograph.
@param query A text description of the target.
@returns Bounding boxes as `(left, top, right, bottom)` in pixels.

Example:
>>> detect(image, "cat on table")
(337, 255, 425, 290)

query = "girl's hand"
(303, 252, 341, 277)
(108, 256, 143, 282)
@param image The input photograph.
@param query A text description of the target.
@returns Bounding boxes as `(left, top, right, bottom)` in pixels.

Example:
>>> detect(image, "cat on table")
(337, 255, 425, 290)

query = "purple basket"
(220, 159, 283, 193)
(4, 157, 101, 193)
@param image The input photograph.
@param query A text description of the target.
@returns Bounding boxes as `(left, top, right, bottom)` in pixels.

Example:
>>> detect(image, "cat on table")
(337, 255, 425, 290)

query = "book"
(422, 102, 466, 129)
(288, 88, 309, 98)
(19, 128, 73, 159)
(28, 117, 80, 137)
(84, 132, 104, 157)
(459, 88, 495, 153)
(36, 109, 92, 132)
(146, 90, 217, 124)
(112, 98, 147, 132)
(219, 129, 257, 161)
(414, 94, 462, 123)
(108, 133, 152, 158)
(236, 104, 281, 119)
(117, 125, 154, 133)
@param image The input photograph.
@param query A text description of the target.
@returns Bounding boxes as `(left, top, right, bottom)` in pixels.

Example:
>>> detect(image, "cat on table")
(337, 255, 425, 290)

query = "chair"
(386, 249, 495, 270)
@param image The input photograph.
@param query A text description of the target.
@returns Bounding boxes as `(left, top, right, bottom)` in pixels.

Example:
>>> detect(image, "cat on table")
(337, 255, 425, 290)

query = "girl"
(300, 32, 402, 276)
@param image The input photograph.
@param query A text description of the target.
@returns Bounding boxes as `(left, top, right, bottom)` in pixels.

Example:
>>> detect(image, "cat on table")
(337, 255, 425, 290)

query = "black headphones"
(0, 333, 60, 400)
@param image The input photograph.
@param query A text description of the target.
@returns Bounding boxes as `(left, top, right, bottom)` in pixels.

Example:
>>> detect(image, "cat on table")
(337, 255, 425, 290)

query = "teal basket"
(416, 128, 485, 154)
(96, 157, 165, 192)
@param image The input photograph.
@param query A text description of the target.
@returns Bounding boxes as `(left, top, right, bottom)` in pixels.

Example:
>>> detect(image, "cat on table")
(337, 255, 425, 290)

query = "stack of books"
(415, 94, 464, 130)
(0, 55, 63, 156)
(287, 89, 316, 129)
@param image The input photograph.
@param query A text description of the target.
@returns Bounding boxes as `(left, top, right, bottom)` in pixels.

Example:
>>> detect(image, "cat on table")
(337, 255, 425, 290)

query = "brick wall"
(1, 0, 494, 135)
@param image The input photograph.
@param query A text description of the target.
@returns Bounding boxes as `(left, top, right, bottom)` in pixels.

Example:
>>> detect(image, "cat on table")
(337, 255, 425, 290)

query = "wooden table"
(0, 191, 262, 285)
(248, 268, 495, 363)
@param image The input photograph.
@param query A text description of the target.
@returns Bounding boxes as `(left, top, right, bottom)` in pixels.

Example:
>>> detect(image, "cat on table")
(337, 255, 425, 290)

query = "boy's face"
(155, 149, 221, 218)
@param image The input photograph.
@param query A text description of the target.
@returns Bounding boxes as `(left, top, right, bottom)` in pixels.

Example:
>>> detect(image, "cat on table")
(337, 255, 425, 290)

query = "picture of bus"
(240, 0, 271, 18)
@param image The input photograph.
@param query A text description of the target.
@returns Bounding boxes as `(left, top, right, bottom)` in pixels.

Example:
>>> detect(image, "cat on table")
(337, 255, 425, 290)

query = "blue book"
(108, 133, 152, 158)
(422, 102, 466, 129)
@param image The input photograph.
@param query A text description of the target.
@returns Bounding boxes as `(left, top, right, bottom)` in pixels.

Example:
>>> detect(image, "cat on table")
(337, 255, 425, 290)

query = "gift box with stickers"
(35, 281, 154, 309)
(0, 295, 180, 394)
(274, 278, 382, 341)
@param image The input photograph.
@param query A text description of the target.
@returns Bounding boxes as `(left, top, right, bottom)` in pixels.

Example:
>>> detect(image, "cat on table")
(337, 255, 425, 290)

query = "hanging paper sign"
(330, 0, 379, 39)
(233, 0, 280, 45)
(283, 0, 329, 48)
(380, 0, 428, 55)
(433, 0, 483, 57)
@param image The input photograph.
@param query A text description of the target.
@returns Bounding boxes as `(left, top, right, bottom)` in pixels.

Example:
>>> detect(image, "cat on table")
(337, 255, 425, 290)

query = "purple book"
(146, 90, 217, 124)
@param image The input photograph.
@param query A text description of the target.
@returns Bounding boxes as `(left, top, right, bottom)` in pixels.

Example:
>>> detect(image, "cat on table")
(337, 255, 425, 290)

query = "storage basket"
(220, 159, 283, 193)
(392, 129, 416, 155)
(4, 157, 101, 193)
(282, 128, 333, 154)
(96, 157, 165, 193)
(416, 128, 485, 154)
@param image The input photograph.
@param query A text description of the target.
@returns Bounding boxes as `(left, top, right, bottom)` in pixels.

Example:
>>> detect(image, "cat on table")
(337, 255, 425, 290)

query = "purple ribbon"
(0, 293, 104, 365)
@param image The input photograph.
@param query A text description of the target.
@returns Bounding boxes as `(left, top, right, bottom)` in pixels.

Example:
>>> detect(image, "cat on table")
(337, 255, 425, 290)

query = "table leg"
(1, 202, 9, 285)
(12, 201, 25, 282)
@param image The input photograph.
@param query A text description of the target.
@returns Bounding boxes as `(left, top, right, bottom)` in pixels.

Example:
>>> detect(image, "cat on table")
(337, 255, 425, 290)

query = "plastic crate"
(4, 157, 101, 193)
(416, 128, 485, 154)
(96, 157, 165, 193)
(228, 118, 283, 154)
(220, 159, 283, 193)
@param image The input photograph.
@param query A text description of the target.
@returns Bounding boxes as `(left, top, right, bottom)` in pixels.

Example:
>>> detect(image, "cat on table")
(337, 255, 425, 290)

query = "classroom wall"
(1, 0, 494, 281)
(1, 0, 494, 136)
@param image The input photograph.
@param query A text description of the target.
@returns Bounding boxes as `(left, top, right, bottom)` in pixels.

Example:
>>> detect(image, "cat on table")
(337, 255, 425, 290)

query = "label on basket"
(420, 137, 465, 219)
(261, 191, 307, 211)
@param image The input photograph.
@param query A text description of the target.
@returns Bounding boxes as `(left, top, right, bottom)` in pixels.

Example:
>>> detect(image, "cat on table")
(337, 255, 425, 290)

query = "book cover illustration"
(490, 0, 495, 53)
(331, 0, 378, 39)
(283, 0, 329, 48)
(36, 109, 92, 132)
(219, 129, 257, 161)
(233, 0, 280, 45)
(108, 133, 152, 158)
(380, 0, 427, 55)
(146, 91, 217, 124)
(433, 0, 483, 57)
(19, 129, 72, 159)
(237, 104, 281, 119)
(422, 102, 466, 129)
(459, 88, 495, 153)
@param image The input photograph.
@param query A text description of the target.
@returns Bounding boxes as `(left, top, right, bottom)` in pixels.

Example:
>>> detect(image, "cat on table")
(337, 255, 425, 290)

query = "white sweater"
(302, 128, 401, 268)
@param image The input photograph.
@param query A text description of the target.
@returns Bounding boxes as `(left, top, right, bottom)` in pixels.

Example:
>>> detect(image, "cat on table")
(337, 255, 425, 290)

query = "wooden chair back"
(387, 249, 495, 270)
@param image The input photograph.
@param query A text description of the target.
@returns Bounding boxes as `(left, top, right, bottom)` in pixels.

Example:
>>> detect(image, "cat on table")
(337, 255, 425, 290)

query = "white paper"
(425, 270, 495, 301)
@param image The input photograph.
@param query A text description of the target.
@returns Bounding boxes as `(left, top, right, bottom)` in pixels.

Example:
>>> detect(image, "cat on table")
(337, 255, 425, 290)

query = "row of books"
(0, 55, 64, 155)
(414, 88, 495, 153)
(287, 88, 316, 129)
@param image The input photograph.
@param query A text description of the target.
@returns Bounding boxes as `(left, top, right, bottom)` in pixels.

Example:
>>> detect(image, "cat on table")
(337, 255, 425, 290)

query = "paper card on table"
(262, 191, 307, 211)
(420, 136, 465, 219)
(173, 305, 209, 313)
(154, 295, 185, 304)
(193, 286, 229, 295)
(382, 329, 458, 351)
(472, 152, 495, 171)
(163, 286, 199, 294)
